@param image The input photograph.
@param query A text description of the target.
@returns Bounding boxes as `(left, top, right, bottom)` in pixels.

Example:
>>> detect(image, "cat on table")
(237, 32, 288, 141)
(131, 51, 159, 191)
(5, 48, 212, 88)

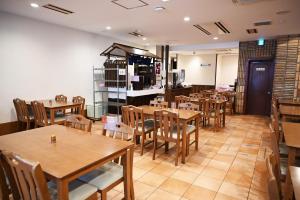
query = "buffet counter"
(127, 88, 165, 106)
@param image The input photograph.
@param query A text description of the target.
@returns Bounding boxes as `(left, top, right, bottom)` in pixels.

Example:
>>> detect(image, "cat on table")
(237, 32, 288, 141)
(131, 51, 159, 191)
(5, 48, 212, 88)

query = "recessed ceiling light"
(184, 16, 190, 22)
(106, 26, 112, 30)
(154, 6, 165, 11)
(145, 43, 150, 46)
(142, 37, 147, 41)
(30, 3, 39, 8)
(213, 37, 219, 40)
(161, 0, 170, 2)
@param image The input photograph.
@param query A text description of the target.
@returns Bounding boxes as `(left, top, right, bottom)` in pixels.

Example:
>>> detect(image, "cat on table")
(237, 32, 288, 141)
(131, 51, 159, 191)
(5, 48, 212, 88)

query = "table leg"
(195, 116, 199, 150)
(223, 103, 226, 127)
(57, 179, 69, 200)
(123, 149, 132, 200)
(181, 121, 187, 164)
(129, 147, 135, 200)
(284, 147, 296, 200)
(50, 109, 55, 125)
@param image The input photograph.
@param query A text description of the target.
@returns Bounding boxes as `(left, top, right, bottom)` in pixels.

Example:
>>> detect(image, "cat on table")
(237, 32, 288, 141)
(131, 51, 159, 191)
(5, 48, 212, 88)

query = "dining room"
(1, 0, 300, 200)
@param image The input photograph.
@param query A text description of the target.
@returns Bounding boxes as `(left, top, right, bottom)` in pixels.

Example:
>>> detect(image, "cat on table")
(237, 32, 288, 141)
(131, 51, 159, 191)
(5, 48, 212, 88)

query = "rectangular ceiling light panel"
(111, 0, 148, 9)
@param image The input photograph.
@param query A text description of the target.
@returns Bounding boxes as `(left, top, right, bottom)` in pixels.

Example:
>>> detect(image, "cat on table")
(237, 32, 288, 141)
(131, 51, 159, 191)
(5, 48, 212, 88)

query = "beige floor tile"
(107, 189, 120, 199)
(134, 181, 156, 200)
(248, 188, 268, 200)
(171, 168, 199, 184)
(138, 171, 167, 187)
(149, 162, 178, 177)
(179, 162, 206, 174)
(214, 192, 240, 200)
(133, 167, 148, 180)
(147, 189, 181, 200)
(160, 177, 191, 196)
(193, 174, 222, 192)
(206, 159, 231, 171)
(201, 166, 227, 180)
(134, 158, 159, 171)
(213, 153, 235, 164)
(224, 168, 252, 188)
(183, 185, 216, 200)
(218, 181, 249, 200)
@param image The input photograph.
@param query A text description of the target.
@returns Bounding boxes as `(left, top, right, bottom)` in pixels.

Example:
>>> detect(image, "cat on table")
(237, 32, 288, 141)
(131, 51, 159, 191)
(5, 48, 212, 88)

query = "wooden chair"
(31, 101, 65, 127)
(224, 92, 235, 115)
(65, 114, 92, 132)
(175, 95, 190, 108)
(79, 122, 134, 200)
(208, 99, 222, 131)
(2, 151, 98, 200)
(189, 93, 203, 99)
(150, 100, 168, 108)
(13, 98, 33, 130)
(153, 110, 182, 166)
(0, 151, 20, 200)
(178, 102, 199, 111)
(121, 105, 134, 127)
(55, 94, 67, 102)
(55, 94, 67, 116)
(131, 106, 155, 156)
(72, 96, 85, 115)
(266, 154, 281, 200)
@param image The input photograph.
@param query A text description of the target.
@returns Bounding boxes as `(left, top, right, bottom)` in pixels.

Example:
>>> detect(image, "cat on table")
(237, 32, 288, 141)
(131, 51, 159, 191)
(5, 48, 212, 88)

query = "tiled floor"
(93, 115, 272, 200)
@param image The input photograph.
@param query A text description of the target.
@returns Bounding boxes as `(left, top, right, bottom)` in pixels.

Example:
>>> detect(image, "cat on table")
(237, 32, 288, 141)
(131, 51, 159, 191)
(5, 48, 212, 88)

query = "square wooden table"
(289, 166, 300, 200)
(26, 100, 82, 124)
(0, 125, 134, 200)
(282, 122, 300, 200)
(138, 105, 201, 164)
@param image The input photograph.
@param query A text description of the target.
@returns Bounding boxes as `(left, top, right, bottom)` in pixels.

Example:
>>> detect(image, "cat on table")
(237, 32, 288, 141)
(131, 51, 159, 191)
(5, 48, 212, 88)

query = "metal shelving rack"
(92, 62, 127, 120)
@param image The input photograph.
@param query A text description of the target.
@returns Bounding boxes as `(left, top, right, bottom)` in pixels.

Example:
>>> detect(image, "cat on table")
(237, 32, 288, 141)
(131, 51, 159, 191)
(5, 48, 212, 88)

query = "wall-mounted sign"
(256, 67, 265, 71)
(200, 64, 211, 67)
(119, 69, 126, 75)
(258, 38, 265, 46)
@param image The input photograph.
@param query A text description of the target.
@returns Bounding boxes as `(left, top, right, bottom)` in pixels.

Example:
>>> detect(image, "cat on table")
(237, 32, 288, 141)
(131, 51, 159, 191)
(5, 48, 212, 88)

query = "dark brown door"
(246, 61, 274, 115)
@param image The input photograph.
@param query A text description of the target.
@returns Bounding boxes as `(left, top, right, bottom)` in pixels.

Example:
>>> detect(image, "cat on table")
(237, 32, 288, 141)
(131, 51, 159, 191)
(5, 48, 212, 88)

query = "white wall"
(177, 54, 217, 85)
(0, 12, 138, 123)
(216, 55, 238, 87)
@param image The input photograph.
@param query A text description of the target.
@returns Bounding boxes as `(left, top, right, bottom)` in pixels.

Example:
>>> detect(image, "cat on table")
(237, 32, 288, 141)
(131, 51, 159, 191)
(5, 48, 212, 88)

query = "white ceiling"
(1, 0, 299, 47)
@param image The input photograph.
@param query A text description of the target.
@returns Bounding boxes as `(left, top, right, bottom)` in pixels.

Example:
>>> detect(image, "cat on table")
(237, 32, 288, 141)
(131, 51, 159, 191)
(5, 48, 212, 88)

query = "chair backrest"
(208, 99, 221, 114)
(178, 102, 199, 111)
(103, 122, 134, 141)
(65, 114, 92, 132)
(55, 94, 67, 102)
(0, 151, 21, 200)
(266, 154, 281, 200)
(154, 110, 180, 142)
(13, 98, 30, 123)
(175, 95, 190, 108)
(72, 96, 85, 115)
(131, 106, 144, 131)
(2, 151, 50, 200)
(31, 101, 48, 127)
(121, 106, 134, 128)
(150, 100, 168, 108)
(189, 93, 203, 99)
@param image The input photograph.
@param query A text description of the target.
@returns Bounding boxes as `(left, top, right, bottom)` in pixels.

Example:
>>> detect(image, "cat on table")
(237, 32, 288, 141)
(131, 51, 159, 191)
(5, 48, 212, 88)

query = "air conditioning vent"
(42, 4, 74, 14)
(254, 20, 272, 26)
(246, 28, 258, 34)
(232, 0, 270, 5)
(193, 25, 211, 35)
(129, 31, 144, 37)
(215, 22, 230, 34)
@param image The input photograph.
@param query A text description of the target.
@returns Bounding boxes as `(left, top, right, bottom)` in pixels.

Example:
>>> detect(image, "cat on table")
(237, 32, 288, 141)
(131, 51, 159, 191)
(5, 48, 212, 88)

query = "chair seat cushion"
(78, 162, 123, 190)
(138, 119, 155, 132)
(48, 180, 97, 200)
(156, 125, 196, 139)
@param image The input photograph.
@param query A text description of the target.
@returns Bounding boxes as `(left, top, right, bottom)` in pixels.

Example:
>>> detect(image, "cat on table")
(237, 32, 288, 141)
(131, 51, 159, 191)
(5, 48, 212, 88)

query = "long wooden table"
(139, 105, 200, 164)
(0, 125, 134, 200)
(280, 104, 300, 121)
(289, 166, 300, 200)
(26, 100, 82, 124)
(279, 99, 300, 106)
(282, 122, 300, 200)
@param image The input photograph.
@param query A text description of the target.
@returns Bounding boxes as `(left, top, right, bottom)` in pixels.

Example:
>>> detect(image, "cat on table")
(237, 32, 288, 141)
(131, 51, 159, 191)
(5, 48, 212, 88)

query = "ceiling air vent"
(42, 4, 74, 14)
(111, 0, 148, 10)
(246, 28, 258, 34)
(215, 22, 230, 34)
(254, 20, 272, 26)
(193, 24, 211, 35)
(232, 0, 270, 5)
(129, 31, 144, 37)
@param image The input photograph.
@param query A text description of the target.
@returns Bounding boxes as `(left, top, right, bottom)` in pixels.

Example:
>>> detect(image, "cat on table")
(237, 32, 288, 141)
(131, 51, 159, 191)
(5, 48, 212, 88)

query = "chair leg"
(153, 137, 157, 160)
(175, 142, 180, 166)
(165, 142, 169, 153)
(140, 134, 145, 156)
(26, 121, 30, 130)
(101, 191, 107, 200)
(186, 134, 190, 156)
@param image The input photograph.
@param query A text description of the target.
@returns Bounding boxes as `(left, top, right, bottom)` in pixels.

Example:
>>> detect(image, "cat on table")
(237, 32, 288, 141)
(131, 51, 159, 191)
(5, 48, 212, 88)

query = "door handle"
(267, 91, 271, 95)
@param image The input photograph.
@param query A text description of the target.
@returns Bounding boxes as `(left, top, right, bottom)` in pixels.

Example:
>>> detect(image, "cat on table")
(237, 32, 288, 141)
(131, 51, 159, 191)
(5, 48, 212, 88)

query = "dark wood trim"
(0, 121, 22, 136)
(243, 56, 275, 114)
(215, 54, 218, 87)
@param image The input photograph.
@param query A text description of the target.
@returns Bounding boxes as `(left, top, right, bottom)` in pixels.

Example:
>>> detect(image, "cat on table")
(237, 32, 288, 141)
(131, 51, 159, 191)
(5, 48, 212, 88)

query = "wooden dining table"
(279, 104, 300, 121)
(138, 105, 201, 164)
(0, 125, 135, 200)
(289, 166, 300, 200)
(282, 122, 300, 200)
(279, 98, 300, 106)
(26, 100, 82, 124)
